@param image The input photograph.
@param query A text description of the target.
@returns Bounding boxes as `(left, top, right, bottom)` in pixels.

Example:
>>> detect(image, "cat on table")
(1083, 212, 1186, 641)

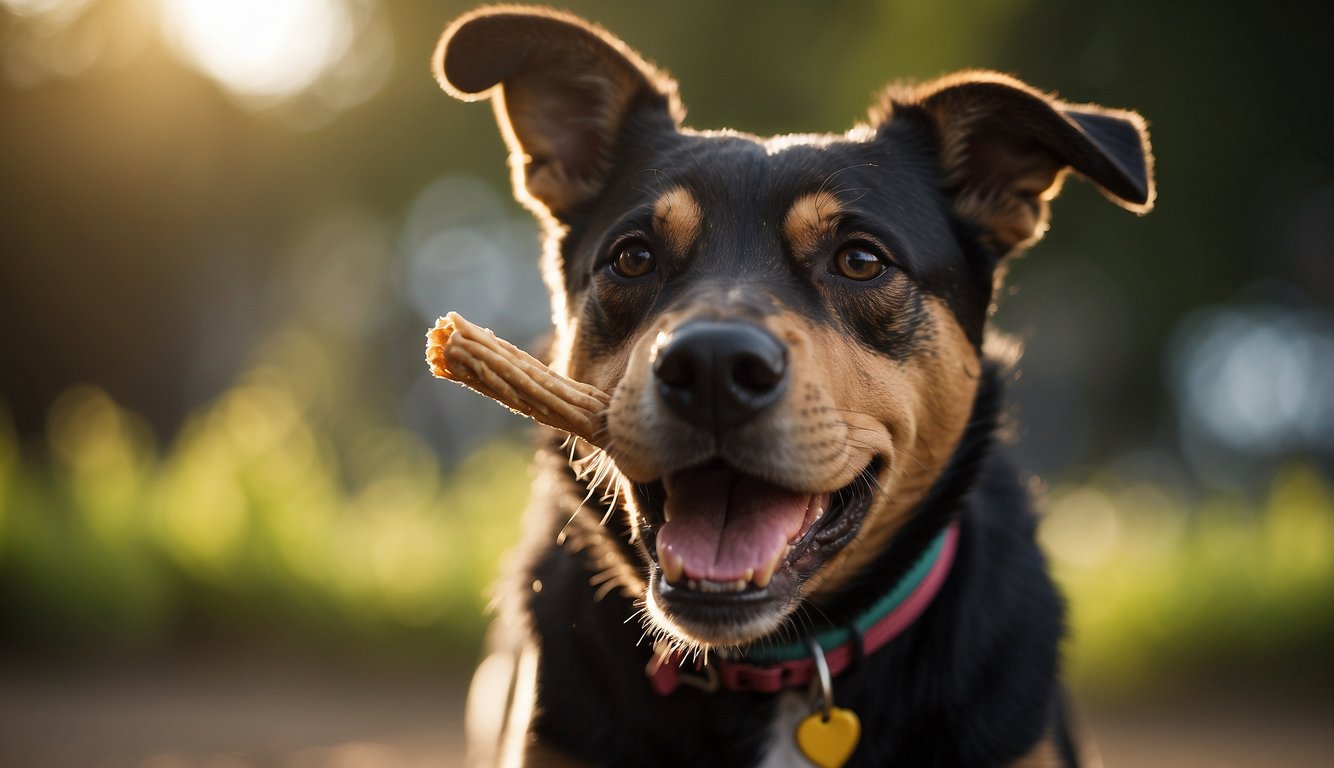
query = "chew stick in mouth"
(425, 312, 610, 445)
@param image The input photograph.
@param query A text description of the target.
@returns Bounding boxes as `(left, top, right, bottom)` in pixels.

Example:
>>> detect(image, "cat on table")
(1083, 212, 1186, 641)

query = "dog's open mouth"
(636, 457, 881, 645)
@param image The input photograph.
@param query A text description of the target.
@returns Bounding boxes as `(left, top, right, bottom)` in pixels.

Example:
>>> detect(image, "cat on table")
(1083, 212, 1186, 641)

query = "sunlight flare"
(159, 0, 352, 100)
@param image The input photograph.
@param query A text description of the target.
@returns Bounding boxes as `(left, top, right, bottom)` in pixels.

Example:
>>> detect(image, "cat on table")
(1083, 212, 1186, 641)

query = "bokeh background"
(2, 0, 1332, 766)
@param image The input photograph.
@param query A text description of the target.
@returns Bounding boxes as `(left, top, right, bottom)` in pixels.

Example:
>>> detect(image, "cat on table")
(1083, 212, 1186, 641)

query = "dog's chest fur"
(756, 692, 812, 768)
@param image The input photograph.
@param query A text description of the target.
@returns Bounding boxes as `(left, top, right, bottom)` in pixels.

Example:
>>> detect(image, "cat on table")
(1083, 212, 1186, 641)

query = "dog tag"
(795, 706, 861, 768)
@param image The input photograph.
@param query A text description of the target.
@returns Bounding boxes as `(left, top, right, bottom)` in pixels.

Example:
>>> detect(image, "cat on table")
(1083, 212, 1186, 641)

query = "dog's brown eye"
(832, 245, 887, 281)
(611, 242, 655, 279)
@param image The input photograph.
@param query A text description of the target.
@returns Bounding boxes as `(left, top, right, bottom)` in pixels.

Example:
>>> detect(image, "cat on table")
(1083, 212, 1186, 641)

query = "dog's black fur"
(433, 7, 1153, 767)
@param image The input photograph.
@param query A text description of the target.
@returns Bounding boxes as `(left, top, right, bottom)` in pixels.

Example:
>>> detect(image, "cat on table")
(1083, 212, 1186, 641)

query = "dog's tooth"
(697, 578, 748, 593)
(683, 575, 762, 593)
(815, 505, 825, 520)
(661, 553, 684, 585)
(656, 540, 680, 584)
(743, 568, 754, 583)
(753, 552, 781, 589)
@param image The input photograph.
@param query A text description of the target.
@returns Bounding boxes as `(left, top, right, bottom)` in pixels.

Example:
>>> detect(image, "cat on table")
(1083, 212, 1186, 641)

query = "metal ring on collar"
(805, 635, 834, 720)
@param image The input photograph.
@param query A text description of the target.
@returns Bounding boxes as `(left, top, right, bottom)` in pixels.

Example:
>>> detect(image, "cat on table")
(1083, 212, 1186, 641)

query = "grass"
(2, 368, 1332, 692)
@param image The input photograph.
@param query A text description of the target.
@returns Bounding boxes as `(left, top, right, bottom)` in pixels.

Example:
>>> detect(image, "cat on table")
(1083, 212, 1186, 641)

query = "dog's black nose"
(653, 320, 788, 431)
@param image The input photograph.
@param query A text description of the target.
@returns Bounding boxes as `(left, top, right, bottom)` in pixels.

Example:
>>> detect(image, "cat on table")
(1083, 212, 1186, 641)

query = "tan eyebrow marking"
(652, 186, 703, 254)
(783, 190, 844, 257)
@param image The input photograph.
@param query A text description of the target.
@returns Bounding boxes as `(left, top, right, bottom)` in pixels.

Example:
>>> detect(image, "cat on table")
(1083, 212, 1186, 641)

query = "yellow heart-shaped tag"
(795, 706, 861, 768)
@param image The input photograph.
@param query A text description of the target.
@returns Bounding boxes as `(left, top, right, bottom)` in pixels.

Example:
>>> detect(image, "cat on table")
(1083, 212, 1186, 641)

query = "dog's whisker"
(841, 186, 872, 201)
(815, 163, 879, 203)
(804, 600, 837, 632)
(555, 509, 581, 546)
(562, 440, 633, 535)
(893, 442, 930, 473)
(599, 499, 619, 527)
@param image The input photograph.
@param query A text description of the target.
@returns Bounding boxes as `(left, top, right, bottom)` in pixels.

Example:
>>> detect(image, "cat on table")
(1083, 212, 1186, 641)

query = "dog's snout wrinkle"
(652, 320, 789, 433)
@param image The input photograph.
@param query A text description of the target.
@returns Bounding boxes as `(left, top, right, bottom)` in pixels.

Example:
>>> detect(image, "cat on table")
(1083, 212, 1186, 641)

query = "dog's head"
(434, 7, 1153, 649)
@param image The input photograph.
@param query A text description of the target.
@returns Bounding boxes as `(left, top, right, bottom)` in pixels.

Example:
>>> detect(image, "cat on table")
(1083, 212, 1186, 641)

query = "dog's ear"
(434, 7, 682, 220)
(883, 71, 1154, 256)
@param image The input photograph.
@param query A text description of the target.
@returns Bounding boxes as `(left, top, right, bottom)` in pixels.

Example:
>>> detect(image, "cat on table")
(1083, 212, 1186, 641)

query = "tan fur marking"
(802, 298, 981, 595)
(652, 186, 703, 255)
(783, 191, 843, 257)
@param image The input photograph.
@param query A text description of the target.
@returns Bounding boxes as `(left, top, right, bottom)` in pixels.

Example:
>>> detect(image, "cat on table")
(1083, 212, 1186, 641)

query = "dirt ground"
(1, 655, 1331, 767)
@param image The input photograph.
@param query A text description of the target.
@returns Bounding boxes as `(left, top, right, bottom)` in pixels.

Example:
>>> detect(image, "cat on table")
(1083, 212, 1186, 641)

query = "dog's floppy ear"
(884, 71, 1155, 256)
(434, 6, 683, 219)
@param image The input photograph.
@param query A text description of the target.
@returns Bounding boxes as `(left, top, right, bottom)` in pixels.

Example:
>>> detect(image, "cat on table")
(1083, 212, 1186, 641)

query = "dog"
(432, 6, 1154, 766)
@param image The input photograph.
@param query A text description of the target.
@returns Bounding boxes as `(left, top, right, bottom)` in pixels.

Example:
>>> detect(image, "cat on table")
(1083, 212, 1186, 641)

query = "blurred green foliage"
(3, 366, 1333, 692)
(1046, 467, 1334, 696)
(0, 362, 528, 661)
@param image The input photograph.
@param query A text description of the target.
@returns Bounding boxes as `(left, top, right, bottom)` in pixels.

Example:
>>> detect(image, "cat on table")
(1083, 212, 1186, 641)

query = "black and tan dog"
(433, 6, 1153, 767)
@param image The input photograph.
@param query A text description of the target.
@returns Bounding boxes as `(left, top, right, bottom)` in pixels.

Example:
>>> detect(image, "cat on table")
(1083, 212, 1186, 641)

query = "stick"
(426, 313, 610, 444)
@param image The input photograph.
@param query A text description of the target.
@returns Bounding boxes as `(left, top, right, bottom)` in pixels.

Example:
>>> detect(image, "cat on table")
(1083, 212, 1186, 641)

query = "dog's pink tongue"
(656, 466, 814, 582)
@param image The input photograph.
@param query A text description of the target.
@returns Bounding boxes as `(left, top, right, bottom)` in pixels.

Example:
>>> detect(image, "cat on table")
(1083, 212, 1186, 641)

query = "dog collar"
(647, 521, 959, 695)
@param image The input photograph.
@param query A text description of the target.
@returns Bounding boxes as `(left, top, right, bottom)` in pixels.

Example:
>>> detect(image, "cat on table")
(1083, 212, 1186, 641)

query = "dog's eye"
(831, 245, 888, 281)
(610, 242, 656, 279)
